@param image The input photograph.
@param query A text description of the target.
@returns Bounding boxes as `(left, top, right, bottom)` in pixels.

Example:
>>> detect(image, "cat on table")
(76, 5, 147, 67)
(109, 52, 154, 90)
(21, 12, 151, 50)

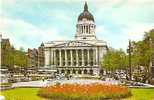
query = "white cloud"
(123, 23, 154, 41)
(1, 0, 154, 51)
(96, 25, 106, 34)
(0, 17, 69, 49)
(1, 0, 17, 5)
(46, 10, 71, 23)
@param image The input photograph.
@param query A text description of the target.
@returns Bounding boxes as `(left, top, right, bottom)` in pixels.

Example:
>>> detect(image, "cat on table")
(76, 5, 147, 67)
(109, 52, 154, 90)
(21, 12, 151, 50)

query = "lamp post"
(0, 34, 1, 68)
(149, 37, 153, 82)
(127, 40, 133, 81)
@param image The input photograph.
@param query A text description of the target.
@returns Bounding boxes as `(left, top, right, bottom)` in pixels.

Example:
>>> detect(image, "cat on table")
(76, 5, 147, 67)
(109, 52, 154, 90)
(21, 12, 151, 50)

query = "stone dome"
(78, 2, 94, 22)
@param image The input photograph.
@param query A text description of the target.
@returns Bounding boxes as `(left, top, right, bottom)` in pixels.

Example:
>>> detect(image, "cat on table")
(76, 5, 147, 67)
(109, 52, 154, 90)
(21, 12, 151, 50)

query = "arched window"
(90, 69, 93, 75)
(78, 70, 82, 74)
(67, 70, 70, 74)
(61, 69, 65, 73)
(73, 70, 76, 74)
(57, 70, 59, 74)
(84, 69, 87, 74)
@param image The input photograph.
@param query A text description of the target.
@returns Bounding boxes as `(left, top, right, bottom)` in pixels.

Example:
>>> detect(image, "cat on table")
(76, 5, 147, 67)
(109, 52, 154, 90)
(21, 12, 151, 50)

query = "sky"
(1, 0, 154, 51)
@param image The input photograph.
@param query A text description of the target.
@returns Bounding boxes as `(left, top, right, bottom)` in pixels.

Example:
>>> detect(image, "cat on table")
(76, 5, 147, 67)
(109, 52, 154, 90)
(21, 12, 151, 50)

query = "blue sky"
(1, 0, 154, 51)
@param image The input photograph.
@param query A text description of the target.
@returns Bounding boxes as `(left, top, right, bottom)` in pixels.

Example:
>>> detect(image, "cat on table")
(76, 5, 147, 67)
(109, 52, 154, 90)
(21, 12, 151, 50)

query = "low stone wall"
(0, 84, 13, 91)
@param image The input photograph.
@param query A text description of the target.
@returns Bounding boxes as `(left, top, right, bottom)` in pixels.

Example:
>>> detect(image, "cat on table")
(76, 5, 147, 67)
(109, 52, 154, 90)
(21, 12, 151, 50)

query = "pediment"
(54, 41, 94, 47)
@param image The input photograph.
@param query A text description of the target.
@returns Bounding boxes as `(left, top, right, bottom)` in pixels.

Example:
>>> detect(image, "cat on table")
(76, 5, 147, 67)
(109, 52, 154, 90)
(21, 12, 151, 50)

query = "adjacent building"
(1, 36, 14, 68)
(27, 43, 45, 68)
(44, 2, 108, 76)
(38, 43, 45, 67)
(27, 48, 38, 67)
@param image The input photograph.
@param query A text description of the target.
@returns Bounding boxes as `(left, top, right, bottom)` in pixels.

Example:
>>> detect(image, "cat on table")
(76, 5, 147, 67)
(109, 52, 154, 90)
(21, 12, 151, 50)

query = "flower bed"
(38, 83, 131, 100)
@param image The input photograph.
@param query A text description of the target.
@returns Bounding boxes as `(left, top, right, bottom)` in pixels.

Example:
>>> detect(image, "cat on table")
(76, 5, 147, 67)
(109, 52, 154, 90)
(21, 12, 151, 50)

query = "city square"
(0, 0, 154, 100)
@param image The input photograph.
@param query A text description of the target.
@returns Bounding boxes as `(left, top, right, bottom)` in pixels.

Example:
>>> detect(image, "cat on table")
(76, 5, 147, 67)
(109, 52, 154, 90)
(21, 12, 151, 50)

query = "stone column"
(82, 25, 83, 33)
(87, 49, 90, 66)
(85, 25, 87, 33)
(70, 50, 73, 66)
(76, 49, 79, 66)
(82, 49, 84, 66)
(70, 70, 73, 74)
(53, 50, 56, 65)
(82, 70, 84, 74)
(95, 47, 98, 66)
(87, 25, 89, 33)
(93, 49, 95, 66)
(83, 25, 85, 34)
(59, 49, 62, 66)
(50, 49, 52, 65)
(83, 25, 84, 34)
(45, 48, 50, 66)
(65, 49, 67, 66)
(80, 25, 82, 33)
(84, 25, 86, 34)
(88, 25, 90, 34)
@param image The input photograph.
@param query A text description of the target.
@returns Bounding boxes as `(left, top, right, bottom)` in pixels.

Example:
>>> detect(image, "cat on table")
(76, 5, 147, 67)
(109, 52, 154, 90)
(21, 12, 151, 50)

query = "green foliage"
(131, 29, 154, 82)
(13, 49, 27, 67)
(1, 47, 14, 68)
(101, 48, 128, 71)
(2, 46, 27, 68)
(101, 29, 154, 82)
(19, 47, 25, 52)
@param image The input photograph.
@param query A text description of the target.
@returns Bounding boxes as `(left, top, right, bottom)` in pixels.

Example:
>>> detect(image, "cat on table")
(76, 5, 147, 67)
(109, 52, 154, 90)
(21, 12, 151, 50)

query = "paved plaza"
(12, 80, 48, 88)
(11, 79, 120, 88)
(11, 79, 154, 88)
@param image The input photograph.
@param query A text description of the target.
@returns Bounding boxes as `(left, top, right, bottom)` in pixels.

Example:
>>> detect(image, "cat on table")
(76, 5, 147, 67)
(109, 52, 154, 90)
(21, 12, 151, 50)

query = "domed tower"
(75, 2, 96, 40)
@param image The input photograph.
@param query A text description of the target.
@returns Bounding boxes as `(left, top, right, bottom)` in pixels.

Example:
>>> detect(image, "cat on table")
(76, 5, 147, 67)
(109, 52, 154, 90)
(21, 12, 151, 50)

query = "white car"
(0, 95, 5, 100)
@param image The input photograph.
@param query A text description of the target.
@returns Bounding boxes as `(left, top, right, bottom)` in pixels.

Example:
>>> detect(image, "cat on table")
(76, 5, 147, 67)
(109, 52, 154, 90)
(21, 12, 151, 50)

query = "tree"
(131, 29, 154, 83)
(13, 49, 27, 67)
(101, 48, 128, 77)
(19, 47, 25, 52)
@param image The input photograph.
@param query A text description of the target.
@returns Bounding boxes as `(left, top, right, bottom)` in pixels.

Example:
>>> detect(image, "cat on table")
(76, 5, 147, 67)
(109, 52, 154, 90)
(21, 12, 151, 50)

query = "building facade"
(44, 2, 108, 75)
(38, 43, 45, 67)
(1, 37, 14, 68)
(27, 43, 45, 68)
(27, 48, 38, 67)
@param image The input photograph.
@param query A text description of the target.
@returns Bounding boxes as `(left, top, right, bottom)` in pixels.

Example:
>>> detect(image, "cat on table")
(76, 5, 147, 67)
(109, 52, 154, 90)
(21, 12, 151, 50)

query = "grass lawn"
(0, 88, 154, 100)
(0, 88, 44, 100)
(126, 88, 154, 100)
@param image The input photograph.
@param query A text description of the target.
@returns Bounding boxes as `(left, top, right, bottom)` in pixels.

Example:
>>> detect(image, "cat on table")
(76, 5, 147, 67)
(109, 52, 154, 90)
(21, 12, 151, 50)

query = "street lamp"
(127, 40, 133, 81)
(149, 37, 153, 82)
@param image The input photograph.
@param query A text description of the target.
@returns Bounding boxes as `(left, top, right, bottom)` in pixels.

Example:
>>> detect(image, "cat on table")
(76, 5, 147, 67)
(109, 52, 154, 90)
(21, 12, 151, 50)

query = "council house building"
(44, 2, 108, 76)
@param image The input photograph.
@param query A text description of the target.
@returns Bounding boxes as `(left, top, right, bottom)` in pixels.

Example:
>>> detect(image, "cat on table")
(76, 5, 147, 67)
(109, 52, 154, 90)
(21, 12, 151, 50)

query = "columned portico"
(50, 48, 99, 67)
